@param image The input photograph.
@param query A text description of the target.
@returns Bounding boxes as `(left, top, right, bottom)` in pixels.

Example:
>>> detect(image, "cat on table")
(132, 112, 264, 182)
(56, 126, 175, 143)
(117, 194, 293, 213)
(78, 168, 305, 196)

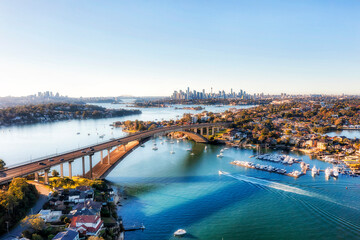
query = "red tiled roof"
(70, 215, 100, 227)
(76, 221, 103, 233)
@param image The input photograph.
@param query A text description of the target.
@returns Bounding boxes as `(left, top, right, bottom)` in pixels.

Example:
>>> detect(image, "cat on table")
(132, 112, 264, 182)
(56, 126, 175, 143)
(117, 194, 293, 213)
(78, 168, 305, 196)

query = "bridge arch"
(171, 131, 209, 143)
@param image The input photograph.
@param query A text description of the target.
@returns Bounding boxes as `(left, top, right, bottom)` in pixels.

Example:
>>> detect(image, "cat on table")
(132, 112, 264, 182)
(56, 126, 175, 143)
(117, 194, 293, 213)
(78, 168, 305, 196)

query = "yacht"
(311, 166, 318, 176)
(333, 167, 339, 178)
(174, 229, 186, 237)
(325, 168, 332, 179)
(170, 146, 175, 154)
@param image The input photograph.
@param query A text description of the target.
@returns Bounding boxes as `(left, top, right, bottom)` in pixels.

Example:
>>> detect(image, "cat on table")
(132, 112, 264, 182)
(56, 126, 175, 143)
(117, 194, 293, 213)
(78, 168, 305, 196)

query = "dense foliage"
(0, 103, 141, 126)
(0, 178, 39, 234)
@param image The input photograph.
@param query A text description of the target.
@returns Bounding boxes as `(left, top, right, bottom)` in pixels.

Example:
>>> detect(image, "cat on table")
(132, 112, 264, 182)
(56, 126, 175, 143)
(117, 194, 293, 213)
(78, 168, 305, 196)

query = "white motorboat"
(217, 153, 223, 158)
(325, 168, 332, 179)
(152, 146, 158, 151)
(170, 146, 175, 154)
(140, 144, 145, 147)
(311, 166, 318, 176)
(174, 229, 186, 237)
(186, 148, 192, 151)
(190, 152, 195, 156)
(333, 167, 339, 178)
(204, 146, 208, 151)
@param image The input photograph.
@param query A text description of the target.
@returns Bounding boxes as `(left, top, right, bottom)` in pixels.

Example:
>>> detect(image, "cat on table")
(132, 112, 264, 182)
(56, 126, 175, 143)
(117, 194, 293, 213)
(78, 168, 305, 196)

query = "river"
(1, 101, 360, 239)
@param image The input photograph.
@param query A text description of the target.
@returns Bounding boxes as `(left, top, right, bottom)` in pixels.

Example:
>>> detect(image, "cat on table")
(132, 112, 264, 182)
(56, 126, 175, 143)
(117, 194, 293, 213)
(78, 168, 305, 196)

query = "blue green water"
(0, 100, 360, 239)
(107, 139, 360, 240)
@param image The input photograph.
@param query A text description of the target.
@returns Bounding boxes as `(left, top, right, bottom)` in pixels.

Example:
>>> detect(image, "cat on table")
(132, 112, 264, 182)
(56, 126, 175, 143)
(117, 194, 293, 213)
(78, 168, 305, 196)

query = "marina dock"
(231, 161, 304, 178)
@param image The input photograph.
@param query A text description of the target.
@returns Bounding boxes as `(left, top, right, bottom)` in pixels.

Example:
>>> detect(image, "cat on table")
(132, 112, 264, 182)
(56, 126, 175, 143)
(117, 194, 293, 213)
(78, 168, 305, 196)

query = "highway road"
(0, 122, 228, 185)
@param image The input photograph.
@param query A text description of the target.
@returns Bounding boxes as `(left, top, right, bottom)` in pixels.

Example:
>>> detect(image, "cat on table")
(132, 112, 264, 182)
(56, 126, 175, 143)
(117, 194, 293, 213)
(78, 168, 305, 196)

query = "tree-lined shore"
(0, 103, 141, 127)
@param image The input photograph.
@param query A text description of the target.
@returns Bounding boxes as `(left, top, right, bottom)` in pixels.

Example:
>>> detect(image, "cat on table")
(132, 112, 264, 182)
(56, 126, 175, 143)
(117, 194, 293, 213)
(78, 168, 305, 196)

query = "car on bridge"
(38, 162, 47, 166)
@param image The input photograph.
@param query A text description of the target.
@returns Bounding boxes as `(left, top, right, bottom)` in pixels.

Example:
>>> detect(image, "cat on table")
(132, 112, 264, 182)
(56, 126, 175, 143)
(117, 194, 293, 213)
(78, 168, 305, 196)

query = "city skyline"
(1, 1, 360, 97)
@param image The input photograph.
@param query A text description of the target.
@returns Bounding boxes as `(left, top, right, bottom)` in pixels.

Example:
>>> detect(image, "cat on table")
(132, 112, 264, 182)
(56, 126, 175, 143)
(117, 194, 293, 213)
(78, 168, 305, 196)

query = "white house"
(39, 209, 62, 222)
(69, 215, 103, 236)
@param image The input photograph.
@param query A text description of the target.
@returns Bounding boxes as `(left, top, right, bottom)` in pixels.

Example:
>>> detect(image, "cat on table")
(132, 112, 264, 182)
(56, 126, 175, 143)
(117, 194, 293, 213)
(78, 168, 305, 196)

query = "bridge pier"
(60, 163, 64, 178)
(34, 172, 39, 182)
(44, 169, 49, 185)
(194, 128, 197, 134)
(200, 128, 204, 135)
(68, 160, 73, 179)
(89, 154, 93, 179)
(101, 151, 104, 164)
(82, 156, 85, 177)
(107, 148, 111, 165)
(123, 145, 126, 151)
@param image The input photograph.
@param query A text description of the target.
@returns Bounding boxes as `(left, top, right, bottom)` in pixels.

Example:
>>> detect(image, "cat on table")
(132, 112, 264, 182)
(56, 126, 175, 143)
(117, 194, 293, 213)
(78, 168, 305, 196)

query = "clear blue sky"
(0, 0, 359, 97)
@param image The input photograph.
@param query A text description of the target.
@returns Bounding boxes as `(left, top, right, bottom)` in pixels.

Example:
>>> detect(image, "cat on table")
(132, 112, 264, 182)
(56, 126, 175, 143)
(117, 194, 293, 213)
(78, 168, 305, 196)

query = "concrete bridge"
(0, 122, 229, 185)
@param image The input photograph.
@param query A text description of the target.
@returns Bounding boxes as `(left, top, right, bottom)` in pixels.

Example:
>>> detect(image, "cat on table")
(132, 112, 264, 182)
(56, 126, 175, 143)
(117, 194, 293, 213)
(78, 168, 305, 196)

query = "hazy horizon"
(1, 1, 359, 97)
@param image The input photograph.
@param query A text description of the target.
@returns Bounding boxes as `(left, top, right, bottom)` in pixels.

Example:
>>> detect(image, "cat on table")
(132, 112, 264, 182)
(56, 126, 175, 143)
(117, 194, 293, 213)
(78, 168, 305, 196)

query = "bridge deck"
(85, 141, 140, 179)
(0, 122, 229, 185)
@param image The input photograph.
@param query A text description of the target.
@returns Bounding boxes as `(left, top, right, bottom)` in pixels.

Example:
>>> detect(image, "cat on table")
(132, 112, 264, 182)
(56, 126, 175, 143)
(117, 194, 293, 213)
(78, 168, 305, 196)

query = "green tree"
(21, 214, 45, 231)
(0, 159, 5, 169)
(32, 233, 43, 240)
(51, 169, 59, 177)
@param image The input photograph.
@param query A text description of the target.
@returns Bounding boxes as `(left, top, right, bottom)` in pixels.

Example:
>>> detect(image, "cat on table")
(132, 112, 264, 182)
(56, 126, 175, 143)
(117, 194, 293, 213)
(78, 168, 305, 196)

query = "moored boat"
(174, 229, 186, 237)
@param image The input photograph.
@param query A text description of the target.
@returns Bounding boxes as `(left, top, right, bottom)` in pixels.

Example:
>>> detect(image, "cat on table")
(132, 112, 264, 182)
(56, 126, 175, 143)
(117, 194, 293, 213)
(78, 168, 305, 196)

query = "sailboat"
(170, 146, 175, 154)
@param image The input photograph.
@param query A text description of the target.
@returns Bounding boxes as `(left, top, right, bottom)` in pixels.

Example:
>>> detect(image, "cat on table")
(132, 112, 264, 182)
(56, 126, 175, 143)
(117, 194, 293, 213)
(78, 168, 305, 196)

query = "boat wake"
(219, 171, 360, 235)
(219, 171, 325, 199)
(219, 171, 358, 210)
